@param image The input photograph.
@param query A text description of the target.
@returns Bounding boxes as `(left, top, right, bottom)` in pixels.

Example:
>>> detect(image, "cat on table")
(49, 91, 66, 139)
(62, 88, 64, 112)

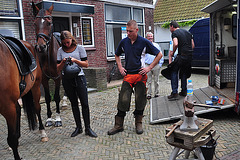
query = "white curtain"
(107, 25, 115, 57)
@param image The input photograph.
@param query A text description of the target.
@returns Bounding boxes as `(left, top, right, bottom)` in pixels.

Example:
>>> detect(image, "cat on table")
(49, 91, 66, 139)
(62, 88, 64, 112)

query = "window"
(81, 17, 94, 47)
(0, 0, 23, 39)
(58, 0, 71, 2)
(106, 24, 126, 57)
(133, 8, 143, 23)
(0, 21, 21, 39)
(106, 24, 144, 57)
(232, 14, 237, 39)
(105, 5, 131, 22)
(105, 4, 144, 58)
(0, 0, 19, 16)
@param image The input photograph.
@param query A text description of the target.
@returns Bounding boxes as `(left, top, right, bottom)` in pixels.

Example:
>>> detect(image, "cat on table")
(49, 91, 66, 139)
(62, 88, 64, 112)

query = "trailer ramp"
(150, 86, 235, 124)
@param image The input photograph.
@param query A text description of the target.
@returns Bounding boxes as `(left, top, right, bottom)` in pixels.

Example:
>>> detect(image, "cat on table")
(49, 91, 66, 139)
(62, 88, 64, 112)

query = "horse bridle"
(35, 15, 52, 46)
(36, 33, 51, 46)
(35, 15, 61, 80)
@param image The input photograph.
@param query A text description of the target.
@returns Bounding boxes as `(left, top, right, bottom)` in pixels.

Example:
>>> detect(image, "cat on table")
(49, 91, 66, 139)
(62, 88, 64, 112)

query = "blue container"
(206, 100, 213, 105)
(211, 96, 219, 102)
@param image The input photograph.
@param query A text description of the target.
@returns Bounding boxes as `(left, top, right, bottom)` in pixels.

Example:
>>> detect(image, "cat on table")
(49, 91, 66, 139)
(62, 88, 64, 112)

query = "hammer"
(165, 120, 182, 138)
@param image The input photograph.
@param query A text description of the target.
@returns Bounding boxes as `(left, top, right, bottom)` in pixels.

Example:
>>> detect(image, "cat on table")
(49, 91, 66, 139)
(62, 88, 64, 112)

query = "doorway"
(53, 17, 69, 33)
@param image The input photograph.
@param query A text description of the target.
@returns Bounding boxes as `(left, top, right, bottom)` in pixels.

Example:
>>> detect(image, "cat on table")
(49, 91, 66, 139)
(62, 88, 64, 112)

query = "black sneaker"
(179, 91, 187, 96)
(167, 93, 178, 101)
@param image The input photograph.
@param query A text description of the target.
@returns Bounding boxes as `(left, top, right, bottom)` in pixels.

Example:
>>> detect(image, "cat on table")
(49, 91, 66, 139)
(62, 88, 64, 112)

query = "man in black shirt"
(168, 21, 195, 100)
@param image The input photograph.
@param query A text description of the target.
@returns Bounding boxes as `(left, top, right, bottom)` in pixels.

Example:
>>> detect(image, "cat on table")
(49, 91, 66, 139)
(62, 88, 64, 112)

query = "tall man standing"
(168, 21, 195, 100)
(107, 20, 162, 135)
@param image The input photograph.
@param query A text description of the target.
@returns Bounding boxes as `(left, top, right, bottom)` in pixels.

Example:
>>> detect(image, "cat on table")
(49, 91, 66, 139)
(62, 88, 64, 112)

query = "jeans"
(170, 56, 191, 94)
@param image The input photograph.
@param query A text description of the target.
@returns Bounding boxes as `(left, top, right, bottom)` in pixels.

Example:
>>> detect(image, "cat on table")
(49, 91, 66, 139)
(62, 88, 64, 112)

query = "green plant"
(161, 19, 197, 28)
(50, 91, 54, 101)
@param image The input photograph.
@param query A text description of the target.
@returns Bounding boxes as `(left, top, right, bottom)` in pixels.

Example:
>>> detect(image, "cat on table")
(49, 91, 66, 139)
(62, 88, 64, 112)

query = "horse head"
(32, 2, 53, 54)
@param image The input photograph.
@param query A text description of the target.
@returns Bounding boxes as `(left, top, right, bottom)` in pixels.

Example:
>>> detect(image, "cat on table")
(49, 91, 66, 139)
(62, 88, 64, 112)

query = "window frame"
(81, 17, 95, 48)
(105, 4, 145, 60)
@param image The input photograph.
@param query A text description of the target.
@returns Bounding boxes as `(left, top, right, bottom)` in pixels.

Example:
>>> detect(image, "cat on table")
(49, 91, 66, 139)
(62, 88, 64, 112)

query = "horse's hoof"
(41, 137, 49, 142)
(45, 121, 53, 127)
(54, 121, 62, 127)
(62, 102, 68, 107)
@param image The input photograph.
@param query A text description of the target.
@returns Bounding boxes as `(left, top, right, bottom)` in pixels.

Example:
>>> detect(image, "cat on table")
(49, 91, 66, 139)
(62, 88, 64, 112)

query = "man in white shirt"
(145, 32, 164, 99)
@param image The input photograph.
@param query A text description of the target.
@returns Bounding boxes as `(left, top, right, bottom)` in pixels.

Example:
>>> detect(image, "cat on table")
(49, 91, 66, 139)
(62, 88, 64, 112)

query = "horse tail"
(22, 90, 37, 130)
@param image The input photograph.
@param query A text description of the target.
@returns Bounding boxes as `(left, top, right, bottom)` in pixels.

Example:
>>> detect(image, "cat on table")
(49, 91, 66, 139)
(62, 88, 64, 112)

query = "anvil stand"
(166, 98, 218, 160)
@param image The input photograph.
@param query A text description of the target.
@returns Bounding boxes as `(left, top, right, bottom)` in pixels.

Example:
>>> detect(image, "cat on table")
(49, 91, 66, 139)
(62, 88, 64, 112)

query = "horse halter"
(36, 33, 51, 45)
(35, 15, 53, 46)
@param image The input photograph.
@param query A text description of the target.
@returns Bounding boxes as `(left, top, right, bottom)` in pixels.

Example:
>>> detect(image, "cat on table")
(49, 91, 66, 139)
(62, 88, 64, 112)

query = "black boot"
(71, 127, 83, 137)
(71, 106, 83, 137)
(82, 107, 97, 138)
(85, 127, 98, 137)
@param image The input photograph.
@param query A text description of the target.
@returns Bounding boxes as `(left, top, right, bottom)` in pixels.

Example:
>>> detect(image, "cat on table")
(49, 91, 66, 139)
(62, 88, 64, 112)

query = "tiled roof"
(154, 0, 215, 23)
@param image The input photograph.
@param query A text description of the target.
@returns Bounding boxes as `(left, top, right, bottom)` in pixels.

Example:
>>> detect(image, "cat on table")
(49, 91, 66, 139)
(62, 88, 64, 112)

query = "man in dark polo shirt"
(107, 20, 162, 135)
(168, 21, 195, 100)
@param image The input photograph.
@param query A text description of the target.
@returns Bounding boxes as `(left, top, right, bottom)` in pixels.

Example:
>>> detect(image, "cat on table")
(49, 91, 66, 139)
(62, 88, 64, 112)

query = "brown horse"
(32, 2, 62, 127)
(0, 35, 48, 160)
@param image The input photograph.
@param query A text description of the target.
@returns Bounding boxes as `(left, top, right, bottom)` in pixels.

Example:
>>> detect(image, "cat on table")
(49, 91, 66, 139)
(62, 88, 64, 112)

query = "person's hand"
(119, 67, 127, 76)
(69, 57, 77, 63)
(139, 67, 150, 75)
(62, 58, 67, 63)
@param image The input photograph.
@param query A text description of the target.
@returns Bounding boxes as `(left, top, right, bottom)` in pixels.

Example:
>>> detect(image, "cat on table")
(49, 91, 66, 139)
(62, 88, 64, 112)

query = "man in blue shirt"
(107, 20, 162, 135)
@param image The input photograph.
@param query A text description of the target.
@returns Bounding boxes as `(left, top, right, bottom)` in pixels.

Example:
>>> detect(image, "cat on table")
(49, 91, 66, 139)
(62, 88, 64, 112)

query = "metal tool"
(165, 120, 182, 138)
(180, 98, 221, 131)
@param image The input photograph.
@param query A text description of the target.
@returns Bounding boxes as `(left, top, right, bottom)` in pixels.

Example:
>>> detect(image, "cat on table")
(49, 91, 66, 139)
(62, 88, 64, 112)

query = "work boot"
(167, 92, 178, 101)
(71, 127, 83, 137)
(135, 115, 144, 134)
(179, 90, 187, 96)
(107, 116, 124, 135)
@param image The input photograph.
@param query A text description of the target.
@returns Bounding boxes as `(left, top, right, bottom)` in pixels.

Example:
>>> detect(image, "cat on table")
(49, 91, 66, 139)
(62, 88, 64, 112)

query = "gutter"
(99, 0, 154, 8)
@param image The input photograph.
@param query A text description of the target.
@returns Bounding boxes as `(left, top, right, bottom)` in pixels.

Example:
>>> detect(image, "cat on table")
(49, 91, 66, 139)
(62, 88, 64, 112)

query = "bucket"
(200, 140, 217, 160)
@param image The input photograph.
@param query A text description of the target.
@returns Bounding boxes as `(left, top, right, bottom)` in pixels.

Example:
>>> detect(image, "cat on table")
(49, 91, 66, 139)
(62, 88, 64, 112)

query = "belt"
(127, 71, 139, 74)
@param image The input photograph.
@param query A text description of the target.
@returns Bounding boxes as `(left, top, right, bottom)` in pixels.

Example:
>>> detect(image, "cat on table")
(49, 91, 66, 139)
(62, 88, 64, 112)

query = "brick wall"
(145, 7, 155, 34)
(22, 0, 154, 91)
(83, 67, 107, 91)
(24, 0, 107, 69)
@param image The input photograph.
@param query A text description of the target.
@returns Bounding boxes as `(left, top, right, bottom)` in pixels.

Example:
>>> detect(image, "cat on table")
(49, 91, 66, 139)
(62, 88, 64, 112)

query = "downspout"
(235, 0, 240, 114)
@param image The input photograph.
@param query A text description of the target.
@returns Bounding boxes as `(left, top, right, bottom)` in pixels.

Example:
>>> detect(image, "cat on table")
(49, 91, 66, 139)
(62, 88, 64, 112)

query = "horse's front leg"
(54, 79, 62, 127)
(42, 79, 53, 127)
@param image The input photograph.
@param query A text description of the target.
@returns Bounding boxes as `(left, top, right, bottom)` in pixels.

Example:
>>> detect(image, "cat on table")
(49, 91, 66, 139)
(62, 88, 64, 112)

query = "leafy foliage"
(161, 20, 197, 28)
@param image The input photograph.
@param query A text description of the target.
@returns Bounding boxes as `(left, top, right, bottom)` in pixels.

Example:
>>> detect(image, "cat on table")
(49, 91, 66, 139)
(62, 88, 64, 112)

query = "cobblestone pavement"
(0, 68, 240, 160)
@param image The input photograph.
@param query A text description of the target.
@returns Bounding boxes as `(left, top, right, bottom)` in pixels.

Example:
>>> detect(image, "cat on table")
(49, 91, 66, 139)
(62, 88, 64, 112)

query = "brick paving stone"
(0, 67, 240, 160)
